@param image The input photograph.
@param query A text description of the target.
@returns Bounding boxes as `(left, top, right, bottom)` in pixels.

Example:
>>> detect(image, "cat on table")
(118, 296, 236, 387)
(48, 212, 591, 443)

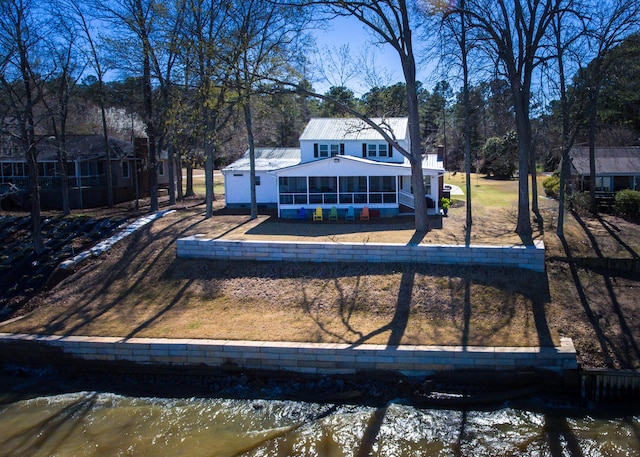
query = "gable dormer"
(299, 118, 408, 164)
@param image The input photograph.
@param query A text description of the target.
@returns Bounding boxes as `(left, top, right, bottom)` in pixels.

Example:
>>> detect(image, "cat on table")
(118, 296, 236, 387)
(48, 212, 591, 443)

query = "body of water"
(1, 368, 638, 456)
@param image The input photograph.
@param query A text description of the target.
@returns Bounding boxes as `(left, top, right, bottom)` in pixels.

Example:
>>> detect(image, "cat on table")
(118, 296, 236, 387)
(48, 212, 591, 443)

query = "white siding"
(223, 170, 278, 205)
(300, 139, 408, 164)
(277, 155, 412, 178)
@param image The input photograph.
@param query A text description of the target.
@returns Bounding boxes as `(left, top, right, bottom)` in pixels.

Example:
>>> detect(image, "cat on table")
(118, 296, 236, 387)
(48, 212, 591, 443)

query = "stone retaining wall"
(177, 237, 546, 272)
(0, 333, 577, 376)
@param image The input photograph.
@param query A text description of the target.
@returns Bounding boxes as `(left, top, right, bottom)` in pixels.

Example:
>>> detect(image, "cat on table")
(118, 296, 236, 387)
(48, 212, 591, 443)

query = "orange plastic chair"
(360, 206, 370, 221)
(313, 206, 323, 221)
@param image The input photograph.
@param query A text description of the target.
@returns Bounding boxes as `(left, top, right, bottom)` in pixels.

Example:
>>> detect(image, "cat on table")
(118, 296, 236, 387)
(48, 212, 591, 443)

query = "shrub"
(440, 197, 451, 210)
(543, 172, 560, 199)
(481, 131, 518, 179)
(614, 189, 640, 218)
(569, 191, 592, 214)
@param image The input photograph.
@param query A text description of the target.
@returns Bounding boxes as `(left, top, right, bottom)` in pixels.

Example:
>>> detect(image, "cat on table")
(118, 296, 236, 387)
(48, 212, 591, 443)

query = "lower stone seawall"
(176, 238, 546, 272)
(0, 333, 577, 376)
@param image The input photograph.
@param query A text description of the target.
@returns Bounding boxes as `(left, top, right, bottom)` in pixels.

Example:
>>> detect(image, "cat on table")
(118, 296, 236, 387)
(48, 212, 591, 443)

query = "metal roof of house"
(299, 117, 409, 142)
(422, 154, 444, 170)
(222, 147, 301, 172)
(569, 146, 640, 176)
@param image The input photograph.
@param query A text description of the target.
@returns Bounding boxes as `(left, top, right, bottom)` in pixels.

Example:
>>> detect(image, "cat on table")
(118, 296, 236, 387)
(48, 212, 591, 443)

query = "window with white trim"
(367, 143, 389, 158)
(423, 175, 431, 194)
(314, 143, 344, 158)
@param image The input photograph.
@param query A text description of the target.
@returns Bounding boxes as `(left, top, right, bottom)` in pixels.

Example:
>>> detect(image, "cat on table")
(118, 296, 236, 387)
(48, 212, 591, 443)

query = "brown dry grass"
(2, 176, 640, 369)
(2, 207, 551, 348)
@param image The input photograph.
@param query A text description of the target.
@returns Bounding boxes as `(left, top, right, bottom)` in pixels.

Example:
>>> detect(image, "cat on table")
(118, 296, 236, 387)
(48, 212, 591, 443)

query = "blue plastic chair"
(345, 206, 355, 220)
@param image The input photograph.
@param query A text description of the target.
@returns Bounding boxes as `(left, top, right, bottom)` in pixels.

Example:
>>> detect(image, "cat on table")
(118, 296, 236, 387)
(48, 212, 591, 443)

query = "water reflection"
(0, 370, 639, 456)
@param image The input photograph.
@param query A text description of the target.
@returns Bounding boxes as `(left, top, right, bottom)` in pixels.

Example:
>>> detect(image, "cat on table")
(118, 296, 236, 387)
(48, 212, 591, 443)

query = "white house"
(221, 117, 445, 219)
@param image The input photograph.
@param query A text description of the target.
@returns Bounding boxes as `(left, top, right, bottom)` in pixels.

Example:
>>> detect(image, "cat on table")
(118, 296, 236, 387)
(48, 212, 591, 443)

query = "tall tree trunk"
(243, 99, 258, 220)
(460, 0, 472, 245)
(143, 50, 158, 213)
(51, 115, 70, 215)
(176, 154, 183, 201)
(26, 144, 44, 254)
(185, 160, 194, 197)
(588, 91, 598, 212)
(557, 132, 570, 237)
(204, 108, 217, 218)
(57, 137, 70, 215)
(554, 17, 569, 237)
(512, 87, 533, 240)
(99, 91, 113, 207)
(167, 141, 176, 205)
(17, 34, 44, 254)
(404, 62, 430, 232)
(205, 140, 214, 218)
(530, 144, 541, 226)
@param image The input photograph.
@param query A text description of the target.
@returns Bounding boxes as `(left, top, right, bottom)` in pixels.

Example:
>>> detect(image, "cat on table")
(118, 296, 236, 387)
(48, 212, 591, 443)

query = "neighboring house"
(222, 117, 445, 218)
(569, 146, 640, 197)
(0, 135, 175, 209)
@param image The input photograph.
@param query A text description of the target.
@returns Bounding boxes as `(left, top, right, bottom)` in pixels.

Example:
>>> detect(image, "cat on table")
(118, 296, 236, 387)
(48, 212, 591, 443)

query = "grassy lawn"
(183, 169, 224, 197)
(2, 171, 640, 368)
(445, 172, 548, 208)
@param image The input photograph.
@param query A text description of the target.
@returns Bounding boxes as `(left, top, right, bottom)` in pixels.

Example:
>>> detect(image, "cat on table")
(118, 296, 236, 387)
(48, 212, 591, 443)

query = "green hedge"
(614, 189, 640, 218)
(543, 172, 560, 199)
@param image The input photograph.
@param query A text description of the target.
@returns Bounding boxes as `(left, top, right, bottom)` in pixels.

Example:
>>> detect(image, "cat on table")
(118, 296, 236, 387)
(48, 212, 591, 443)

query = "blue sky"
(310, 15, 436, 97)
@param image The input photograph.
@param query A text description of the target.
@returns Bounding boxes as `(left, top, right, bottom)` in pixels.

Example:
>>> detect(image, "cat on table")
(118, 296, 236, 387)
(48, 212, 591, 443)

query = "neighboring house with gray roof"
(0, 135, 175, 209)
(222, 117, 445, 219)
(569, 146, 640, 196)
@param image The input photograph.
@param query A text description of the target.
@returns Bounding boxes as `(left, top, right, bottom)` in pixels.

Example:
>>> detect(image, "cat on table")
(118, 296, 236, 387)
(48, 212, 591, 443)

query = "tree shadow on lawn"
(241, 215, 442, 240)
(30, 211, 210, 337)
(302, 263, 553, 348)
(166, 259, 554, 349)
(556, 211, 640, 368)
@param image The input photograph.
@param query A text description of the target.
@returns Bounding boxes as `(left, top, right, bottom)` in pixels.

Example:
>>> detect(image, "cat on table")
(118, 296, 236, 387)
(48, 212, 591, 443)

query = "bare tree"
(43, 3, 85, 215)
(0, 0, 48, 253)
(181, 0, 235, 218)
(145, 0, 188, 206)
(579, 0, 640, 210)
(435, 0, 474, 243)
(464, 0, 563, 240)
(65, 0, 115, 208)
(93, 0, 162, 212)
(229, 0, 310, 220)
(316, 44, 359, 89)
(302, 0, 433, 232)
(549, 0, 584, 236)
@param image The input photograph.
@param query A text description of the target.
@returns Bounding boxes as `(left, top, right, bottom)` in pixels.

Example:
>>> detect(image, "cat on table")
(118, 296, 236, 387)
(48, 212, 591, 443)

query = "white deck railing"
(398, 190, 414, 208)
